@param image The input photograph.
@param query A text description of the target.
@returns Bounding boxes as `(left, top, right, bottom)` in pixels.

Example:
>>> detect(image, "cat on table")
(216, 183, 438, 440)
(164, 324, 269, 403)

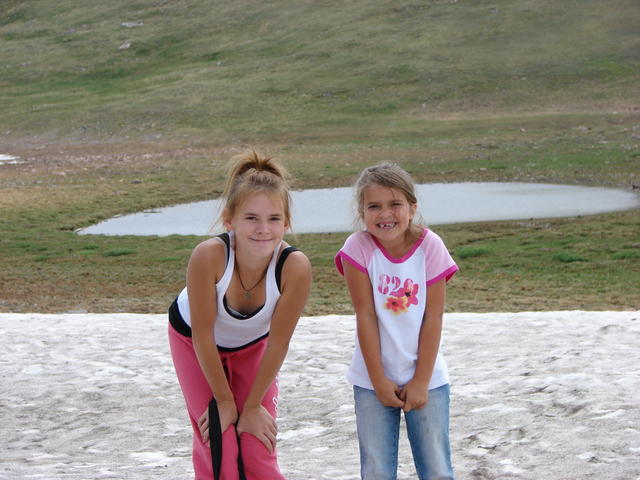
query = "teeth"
(379, 222, 395, 229)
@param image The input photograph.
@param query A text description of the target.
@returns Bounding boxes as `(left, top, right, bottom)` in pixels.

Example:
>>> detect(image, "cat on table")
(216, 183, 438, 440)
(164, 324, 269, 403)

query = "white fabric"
(177, 232, 282, 348)
(336, 229, 458, 390)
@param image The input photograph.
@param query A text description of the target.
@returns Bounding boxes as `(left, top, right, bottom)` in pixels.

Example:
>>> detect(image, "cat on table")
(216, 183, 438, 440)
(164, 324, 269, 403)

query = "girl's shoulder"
(417, 228, 459, 282)
(192, 235, 228, 257)
(278, 240, 309, 264)
(280, 248, 311, 271)
(335, 231, 378, 276)
(188, 235, 229, 276)
(342, 230, 376, 249)
(341, 231, 380, 258)
(278, 247, 312, 289)
(419, 228, 447, 251)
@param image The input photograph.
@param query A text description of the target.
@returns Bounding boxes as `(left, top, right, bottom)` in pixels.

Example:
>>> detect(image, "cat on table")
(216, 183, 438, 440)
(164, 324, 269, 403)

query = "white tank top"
(177, 232, 283, 348)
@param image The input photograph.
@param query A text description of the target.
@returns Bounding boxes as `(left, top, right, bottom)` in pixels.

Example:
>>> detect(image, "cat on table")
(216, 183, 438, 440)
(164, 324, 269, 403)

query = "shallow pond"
(78, 182, 639, 236)
(0, 154, 23, 165)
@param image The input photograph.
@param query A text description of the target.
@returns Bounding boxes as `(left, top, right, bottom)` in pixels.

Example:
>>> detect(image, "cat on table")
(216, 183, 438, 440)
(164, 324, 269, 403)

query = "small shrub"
(103, 249, 136, 257)
(12, 242, 47, 252)
(552, 252, 586, 263)
(155, 256, 182, 262)
(612, 250, 640, 260)
(11, 242, 33, 249)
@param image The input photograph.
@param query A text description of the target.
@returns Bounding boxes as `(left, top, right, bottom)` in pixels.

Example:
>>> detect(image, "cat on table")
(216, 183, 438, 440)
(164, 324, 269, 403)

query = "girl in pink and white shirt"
(335, 163, 458, 480)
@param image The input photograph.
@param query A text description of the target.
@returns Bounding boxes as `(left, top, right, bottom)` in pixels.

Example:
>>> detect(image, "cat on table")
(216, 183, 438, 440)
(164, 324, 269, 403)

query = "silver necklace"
(236, 265, 268, 299)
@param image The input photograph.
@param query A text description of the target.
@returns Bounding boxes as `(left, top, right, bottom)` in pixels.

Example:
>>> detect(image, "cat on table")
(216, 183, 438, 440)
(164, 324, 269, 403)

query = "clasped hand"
(375, 377, 429, 412)
(237, 405, 278, 453)
(197, 401, 277, 453)
(197, 399, 238, 445)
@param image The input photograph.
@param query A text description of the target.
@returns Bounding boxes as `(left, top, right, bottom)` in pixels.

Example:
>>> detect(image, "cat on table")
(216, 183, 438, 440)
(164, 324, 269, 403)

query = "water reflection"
(0, 154, 23, 165)
(78, 182, 639, 236)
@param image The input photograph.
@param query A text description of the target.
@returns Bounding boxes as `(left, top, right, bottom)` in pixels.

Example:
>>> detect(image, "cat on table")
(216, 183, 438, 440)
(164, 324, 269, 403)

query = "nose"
(255, 219, 269, 233)
(380, 206, 393, 218)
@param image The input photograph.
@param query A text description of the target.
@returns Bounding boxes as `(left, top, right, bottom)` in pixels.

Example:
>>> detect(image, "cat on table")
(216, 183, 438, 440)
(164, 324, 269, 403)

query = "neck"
(235, 258, 269, 298)
(235, 254, 270, 275)
(234, 244, 273, 270)
(376, 226, 421, 257)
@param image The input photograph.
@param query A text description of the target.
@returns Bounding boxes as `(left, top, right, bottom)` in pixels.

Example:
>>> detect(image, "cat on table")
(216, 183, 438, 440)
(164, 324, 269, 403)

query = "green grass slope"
(1, 0, 638, 140)
(0, 0, 638, 314)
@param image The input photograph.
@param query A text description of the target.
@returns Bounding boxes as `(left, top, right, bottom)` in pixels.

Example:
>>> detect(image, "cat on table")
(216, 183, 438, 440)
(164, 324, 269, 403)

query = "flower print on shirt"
(392, 279, 418, 308)
(385, 295, 408, 314)
(379, 275, 420, 314)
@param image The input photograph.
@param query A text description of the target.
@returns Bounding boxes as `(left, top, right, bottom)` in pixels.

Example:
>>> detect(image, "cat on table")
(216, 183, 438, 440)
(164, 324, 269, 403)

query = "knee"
(239, 433, 283, 480)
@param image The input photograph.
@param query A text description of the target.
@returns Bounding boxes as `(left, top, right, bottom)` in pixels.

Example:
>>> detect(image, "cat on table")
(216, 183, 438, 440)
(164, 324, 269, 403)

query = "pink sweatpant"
(169, 324, 285, 480)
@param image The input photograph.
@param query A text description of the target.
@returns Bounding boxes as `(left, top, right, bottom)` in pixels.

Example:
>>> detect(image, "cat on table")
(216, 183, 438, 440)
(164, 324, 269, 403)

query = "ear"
(222, 208, 233, 231)
(409, 202, 417, 221)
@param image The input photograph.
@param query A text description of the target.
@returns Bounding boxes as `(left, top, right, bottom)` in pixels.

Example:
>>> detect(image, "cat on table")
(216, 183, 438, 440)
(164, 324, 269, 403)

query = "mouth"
(377, 222, 396, 230)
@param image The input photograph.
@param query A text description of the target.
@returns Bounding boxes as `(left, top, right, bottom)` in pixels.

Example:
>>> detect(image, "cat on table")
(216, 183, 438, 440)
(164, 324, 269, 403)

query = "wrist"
(368, 367, 388, 384)
(370, 376, 387, 390)
(412, 364, 432, 384)
(241, 401, 262, 412)
(371, 376, 397, 394)
(239, 404, 268, 421)
(215, 396, 236, 407)
(409, 375, 429, 387)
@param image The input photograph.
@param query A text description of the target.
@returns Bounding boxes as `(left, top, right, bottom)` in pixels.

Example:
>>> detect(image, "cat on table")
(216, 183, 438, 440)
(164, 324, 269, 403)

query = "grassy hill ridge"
(0, 0, 638, 314)
(2, 0, 638, 141)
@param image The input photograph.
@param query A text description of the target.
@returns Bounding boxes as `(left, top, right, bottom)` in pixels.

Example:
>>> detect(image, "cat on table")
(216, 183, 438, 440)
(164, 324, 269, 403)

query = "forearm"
(186, 239, 233, 402)
(193, 335, 234, 402)
(412, 312, 442, 384)
(243, 252, 311, 410)
(413, 278, 447, 385)
(357, 313, 388, 386)
(243, 340, 289, 410)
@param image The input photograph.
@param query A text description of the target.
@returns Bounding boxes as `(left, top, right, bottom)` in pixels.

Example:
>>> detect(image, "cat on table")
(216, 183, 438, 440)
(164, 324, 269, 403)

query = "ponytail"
(218, 149, 292, 229)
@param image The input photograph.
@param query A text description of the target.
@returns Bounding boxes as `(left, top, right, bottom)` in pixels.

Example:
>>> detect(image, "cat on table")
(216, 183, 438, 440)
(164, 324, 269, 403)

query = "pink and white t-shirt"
(335, 228, 458, 391)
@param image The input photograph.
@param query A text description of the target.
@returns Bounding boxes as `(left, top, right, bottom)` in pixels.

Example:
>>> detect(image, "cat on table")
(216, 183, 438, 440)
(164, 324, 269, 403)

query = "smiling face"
(223, 191, 288, 258)
(361, 183, 417, 248)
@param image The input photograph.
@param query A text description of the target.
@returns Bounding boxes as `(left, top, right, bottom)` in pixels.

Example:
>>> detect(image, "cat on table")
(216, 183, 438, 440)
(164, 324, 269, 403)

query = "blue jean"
(353, 384, 454, 480)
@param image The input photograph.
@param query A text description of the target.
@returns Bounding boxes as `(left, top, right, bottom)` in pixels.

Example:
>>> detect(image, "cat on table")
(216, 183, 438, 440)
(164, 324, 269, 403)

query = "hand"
(399, 378, 429, 412)
(197, 399, 238, 444)
(237, 405, 278, 453)
(372, 377, 404, 408)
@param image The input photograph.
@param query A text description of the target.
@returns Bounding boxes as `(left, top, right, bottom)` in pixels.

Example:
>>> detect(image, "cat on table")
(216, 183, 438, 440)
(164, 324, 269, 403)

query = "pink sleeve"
(424, 230, 459, 286)
(335, 232, 370, 276)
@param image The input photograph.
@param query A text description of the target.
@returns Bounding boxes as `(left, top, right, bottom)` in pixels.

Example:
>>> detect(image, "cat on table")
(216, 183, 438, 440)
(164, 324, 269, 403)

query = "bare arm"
(343, 261, 404, 408)
(186, 240, 237, 437)
(400, 278, 446, 412)
(236, 251, 312, 451)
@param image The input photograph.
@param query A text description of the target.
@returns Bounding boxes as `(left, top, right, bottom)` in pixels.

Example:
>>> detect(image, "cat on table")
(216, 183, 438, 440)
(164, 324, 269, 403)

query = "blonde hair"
(218, 150, 291, 228)
(353, 162, 424, 230)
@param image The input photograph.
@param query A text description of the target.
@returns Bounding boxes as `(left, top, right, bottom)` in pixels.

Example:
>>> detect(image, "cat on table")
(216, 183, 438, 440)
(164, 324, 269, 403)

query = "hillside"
(0, 1, 638, 315)
(1, 0, 638, 142)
